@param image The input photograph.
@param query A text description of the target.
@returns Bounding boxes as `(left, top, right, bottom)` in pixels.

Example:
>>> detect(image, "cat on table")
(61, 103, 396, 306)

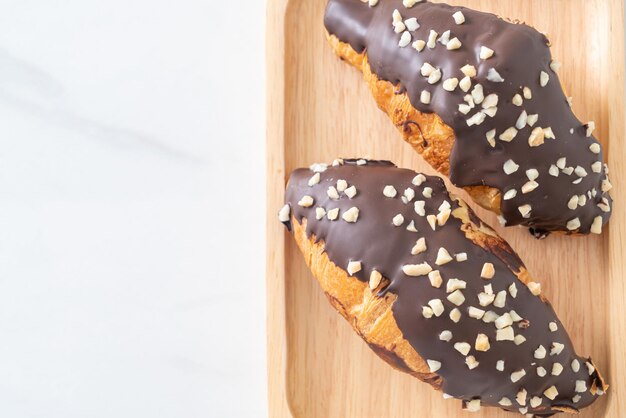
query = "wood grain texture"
(266, 0, 625, 417)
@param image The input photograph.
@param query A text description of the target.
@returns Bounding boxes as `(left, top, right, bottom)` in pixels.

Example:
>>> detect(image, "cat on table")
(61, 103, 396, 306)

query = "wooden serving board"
(266, 1, 625, 416)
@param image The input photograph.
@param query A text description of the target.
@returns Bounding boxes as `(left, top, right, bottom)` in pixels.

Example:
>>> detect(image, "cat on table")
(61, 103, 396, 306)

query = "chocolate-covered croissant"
(280, 159, 607, 415)
(323, 0, 612, 237)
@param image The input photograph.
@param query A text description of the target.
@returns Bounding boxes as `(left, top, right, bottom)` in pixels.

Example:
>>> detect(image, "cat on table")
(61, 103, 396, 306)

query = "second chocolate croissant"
(280, 158, 607, 416)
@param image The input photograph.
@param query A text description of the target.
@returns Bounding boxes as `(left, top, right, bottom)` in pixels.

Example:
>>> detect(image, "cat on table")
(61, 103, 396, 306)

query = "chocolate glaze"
(284, 159, 604, 415)
(324, 0, 612, 235)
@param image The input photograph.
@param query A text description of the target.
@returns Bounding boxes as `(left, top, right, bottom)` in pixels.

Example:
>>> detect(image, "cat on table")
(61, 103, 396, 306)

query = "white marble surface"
(0, 1, 266, 417)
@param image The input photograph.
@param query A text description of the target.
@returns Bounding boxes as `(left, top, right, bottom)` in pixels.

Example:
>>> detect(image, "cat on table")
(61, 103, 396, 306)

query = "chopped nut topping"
(392, 214, 405, 226)
(327, 208, 339, 221)
(461, 64, 476, 77)
(499, 397, 512, 406)
(428, 299, 445, 317)
(534, 345, 547, 359)
(471, 84, 484, 104)
(455, 252, 467, 262)
(399, 31, 412, 47)
(523, 86, 532, 99)
(509, 283, 518, 298)
(592, 161, 603, 173)
(310, 162, 328, 173)
(573, 395, 582, 403)
(495, 313, 513, 329)
(453, 11, 465, 24)
(410, 237, 427, 255)
(367, 0, 379, 6)
(522, 181, 539, 194)
(586, 121, 596, 137)
(483, 311, 498, 323)
(485, 129, 496, 147)
(427, 359, 442, 373)
(278, 204, 291, 222)
(544, 127, 556, 139)
(412, 174, 426, 186)
(465, 399, 480, 412)
(438, 30, 451, 46)
(428, 68, 442, 84)
(422, 306, 434, 319)
(369, 270, 382, 290)
(466, 112, 486, 127)
(436, 247, 453, 265)
(512, 94, 523, 106)
(468, 306, 486, 319)
(447, 37, 462, 50)
(427, 30, 438, 48)
(528, 127, 545, 147)
(503, 159, 520, 174)
(494, 291, 507, 308)
(392, 8, 402, 22)
(511, 369, 526, 383)
(496, 326, 514, 341)
(552, 362, 564, 376)
(412, 39, 426, 51)
(449, 307, 462, 322)
(315, 207, 326, 220)
(442, 77, 459, 91)
(447, 290, 465, 306)
(298, 195, 314, 207)
(562, 166, 574, 175)
(420, 90, 431, 104)
(428, 270, 443, 288)
(567, 218, 581, 230)
(575, 380, 587, 393)
(308, 172, 321, 186)
(344, 185, 357, 199)
(530, 396, 542, 408)
(526, 168, 539, 181)
(549, 165, 559, 177)
(571, 359, 581, 372)
(527, 113, 539, 126)
(402, 0, 421, 7)
(342, 207, 359, 223)
(479, 262, 495, 279)
(591, 216, 603, 234)
(393, 21, 406, 33)
(327, 186, 340, 200)
(446, 278, 467, 292)
(602, 178, 613, 192)
(515, 110, 528, 129)
(516, 388, 527, 405)
(426, 214, 437, 231)
(454, 342, 471, 356)
(478, 292, 495, 307)
(459, 76, 472, 92)
(465, 355, 480, 370)
(527, 281, 541, 295)
(537, 366, 547, 377)
(549, 322, 558, 332)
(487, 68, 504, 82)
(544, 386, 559, 400)
(414, 200, 426, 217)
(567, 195, 579, 210)
(518, 204, 532, 218)
(575, 166, 588, 177)
(437, 208, 451, 226)
(336, 179, 348, 192)
(540, 71, 550, 87)
(586, 361, 595, 375)
(482, 93, 499, 109)
(509, 310, 522, 322)
(439, 330, 453, 342)
(550, 342, 565, 356)
(422, 187, 433, 198)
(496, 360, 505, 371)
(499, 127, 518, 142)
(402, 262, 432, 276)
(480, 46, 494, 60)
(475, 334, 490, 351)
(383, 185, 397, 198)
(347, 261, 362, 276)
(404, 17, 419, 31)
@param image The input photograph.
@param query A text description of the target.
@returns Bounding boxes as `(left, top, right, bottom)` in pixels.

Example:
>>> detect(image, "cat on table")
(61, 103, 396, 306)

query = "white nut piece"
(298, 195, 314, 207)
(278, 204, 291, 222)
(347, 261, 362, 276)
(402, 262, 433, 276)
(342, 207, 359, 223)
